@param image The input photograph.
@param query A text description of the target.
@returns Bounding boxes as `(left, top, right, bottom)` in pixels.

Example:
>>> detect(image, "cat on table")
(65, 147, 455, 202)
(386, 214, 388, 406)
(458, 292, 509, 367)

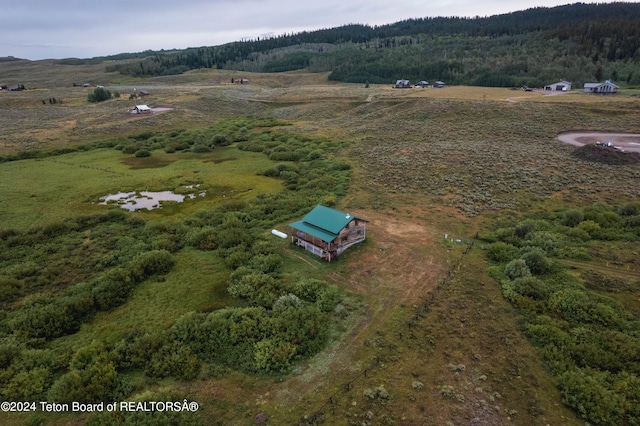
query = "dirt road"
(558, 131, 640, 152)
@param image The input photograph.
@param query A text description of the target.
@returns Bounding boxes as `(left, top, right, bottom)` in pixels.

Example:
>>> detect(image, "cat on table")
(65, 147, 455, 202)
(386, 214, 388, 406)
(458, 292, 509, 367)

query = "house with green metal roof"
(289, 205, 368, 262)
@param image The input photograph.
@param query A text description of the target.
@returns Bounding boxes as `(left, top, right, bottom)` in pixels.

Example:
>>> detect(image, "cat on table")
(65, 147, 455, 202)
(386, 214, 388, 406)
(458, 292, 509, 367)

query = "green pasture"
(3, 60, 640, 425)
(0, 110, 356, 426)
(50, 249, 241, 352)
(0, 146, 281, 231)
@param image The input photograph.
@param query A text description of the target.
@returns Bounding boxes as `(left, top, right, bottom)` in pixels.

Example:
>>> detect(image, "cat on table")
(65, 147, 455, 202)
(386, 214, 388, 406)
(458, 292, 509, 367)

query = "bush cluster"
(0, 212, 183, 403)
(87, 87, 112, 102)
(9, 250, 174, 339)
(178, 202, 342, 374)
(485, 204, 640, 425)
(0, 117, 350, 405)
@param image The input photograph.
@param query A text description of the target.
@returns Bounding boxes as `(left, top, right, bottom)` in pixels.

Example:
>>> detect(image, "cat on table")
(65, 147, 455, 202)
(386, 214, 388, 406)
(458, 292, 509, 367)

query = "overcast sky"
(1, 1, 610, 60)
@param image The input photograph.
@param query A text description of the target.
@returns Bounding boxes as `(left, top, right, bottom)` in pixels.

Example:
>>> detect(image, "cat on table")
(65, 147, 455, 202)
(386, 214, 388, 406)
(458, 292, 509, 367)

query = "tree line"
(99, 3, 640, 87)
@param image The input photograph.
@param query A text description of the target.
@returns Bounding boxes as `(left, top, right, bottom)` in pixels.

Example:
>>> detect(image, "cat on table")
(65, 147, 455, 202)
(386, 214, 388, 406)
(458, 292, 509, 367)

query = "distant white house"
(133, 105, 151, 114)
(544, 80, 572, 91)
(584, 80, 619, 94)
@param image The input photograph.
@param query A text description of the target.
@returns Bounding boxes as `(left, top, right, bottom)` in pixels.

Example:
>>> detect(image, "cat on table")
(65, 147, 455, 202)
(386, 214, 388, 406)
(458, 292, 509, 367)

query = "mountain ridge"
(51, 2, 640, 87)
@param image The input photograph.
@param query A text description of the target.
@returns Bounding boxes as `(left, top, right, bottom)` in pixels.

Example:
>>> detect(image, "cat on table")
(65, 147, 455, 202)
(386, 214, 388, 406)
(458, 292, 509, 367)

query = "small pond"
(99, 187, 206, 211)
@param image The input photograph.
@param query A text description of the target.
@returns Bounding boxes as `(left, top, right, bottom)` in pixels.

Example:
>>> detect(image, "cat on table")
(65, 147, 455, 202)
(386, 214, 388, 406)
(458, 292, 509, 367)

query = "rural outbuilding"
(544, 80, 572, 91)
(289, 205, 368, 262)
(133, 105, 151, 114)
(584, 80, 619, 94)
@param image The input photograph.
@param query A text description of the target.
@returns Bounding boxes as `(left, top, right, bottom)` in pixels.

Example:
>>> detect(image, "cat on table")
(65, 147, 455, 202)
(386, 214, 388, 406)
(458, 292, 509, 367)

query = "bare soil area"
(558, 131, 640, 152)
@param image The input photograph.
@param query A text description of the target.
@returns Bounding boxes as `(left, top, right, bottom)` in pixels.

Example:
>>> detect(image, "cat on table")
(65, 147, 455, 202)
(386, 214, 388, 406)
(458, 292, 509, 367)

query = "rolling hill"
(92, 2, 640, 87)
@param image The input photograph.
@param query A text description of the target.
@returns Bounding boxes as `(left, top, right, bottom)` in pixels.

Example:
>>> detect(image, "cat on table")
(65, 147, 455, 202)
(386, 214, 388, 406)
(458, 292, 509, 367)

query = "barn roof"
(584, 81, 619, 89)
(289, 205, 367, 243)
(546, 80, 571, 86)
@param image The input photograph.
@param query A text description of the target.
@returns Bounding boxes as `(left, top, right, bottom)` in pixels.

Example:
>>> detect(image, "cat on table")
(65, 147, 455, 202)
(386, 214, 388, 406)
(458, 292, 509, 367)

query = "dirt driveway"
(558, 131, 640, 152)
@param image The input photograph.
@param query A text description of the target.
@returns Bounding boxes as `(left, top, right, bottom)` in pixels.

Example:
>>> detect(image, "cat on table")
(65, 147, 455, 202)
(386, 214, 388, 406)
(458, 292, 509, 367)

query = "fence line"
(299, 238, 476, 424)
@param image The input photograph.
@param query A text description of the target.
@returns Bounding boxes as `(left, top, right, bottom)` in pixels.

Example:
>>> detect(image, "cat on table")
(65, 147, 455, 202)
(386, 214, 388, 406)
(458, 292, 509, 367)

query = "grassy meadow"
(1, 62, 640, 425)
(0, 147, 281, 231)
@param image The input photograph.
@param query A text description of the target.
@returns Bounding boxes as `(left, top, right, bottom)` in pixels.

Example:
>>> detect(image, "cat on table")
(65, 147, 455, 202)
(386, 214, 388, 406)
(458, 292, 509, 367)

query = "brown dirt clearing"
(558, 131, 640, 152)
(331, 209, 447, 306)
(283, 209, 450, 389)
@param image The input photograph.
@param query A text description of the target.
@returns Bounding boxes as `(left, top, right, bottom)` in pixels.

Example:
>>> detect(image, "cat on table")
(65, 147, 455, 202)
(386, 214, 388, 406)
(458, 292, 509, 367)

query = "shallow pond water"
(99, 188, 206, 211)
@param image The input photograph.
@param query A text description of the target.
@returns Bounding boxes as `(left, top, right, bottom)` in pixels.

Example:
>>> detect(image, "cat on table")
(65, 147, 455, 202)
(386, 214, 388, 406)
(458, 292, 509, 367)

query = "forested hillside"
(93, 2, 640, 87)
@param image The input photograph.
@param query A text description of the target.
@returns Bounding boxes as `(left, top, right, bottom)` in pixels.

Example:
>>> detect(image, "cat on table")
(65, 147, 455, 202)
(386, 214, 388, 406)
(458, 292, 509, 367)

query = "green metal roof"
(289, 220, 338, 243)
(289, 205, 367, 243)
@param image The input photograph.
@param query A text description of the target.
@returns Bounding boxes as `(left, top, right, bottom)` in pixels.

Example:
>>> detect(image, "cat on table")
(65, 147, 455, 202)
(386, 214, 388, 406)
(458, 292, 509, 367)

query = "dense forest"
(95, 2, 640, 87)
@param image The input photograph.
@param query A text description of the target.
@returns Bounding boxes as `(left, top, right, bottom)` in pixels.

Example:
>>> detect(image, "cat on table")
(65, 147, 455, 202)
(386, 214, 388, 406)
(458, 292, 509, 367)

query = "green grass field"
(50, 249, 240, 352)
(0, 146, 281, 231)
(2, 63, 640, 426)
